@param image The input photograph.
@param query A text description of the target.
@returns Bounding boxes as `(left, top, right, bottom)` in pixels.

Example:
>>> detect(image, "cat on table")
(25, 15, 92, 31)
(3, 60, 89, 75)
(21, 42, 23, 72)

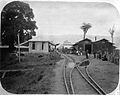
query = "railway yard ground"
(68, 54, 119, 94)
(0, 52, 119, 94)
(88, 58, 119, 94)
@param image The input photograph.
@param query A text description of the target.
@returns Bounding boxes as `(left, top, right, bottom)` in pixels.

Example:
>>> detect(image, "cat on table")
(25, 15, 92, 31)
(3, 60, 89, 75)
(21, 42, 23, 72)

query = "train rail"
(62, 54, 75, 94)
(62, 53, 106, 95)
(76, 65, 106, 95)
(59, 52, 107, 95)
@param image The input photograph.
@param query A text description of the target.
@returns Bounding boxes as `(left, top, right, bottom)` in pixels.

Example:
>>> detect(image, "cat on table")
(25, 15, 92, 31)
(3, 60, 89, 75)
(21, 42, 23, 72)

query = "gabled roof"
(93, 38, 113, 44)
(73, 38, 92, 46)
(20, 36, 55, 46)
(82, 38, 92, 42)
(29, 36, 52, 42)
(94, 38, 109, 42)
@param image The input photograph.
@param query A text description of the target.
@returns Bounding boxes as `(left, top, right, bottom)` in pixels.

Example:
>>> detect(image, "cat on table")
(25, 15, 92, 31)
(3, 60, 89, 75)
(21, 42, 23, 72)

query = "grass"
(88, 58, 119, 94)
(1, 51, 62, 94)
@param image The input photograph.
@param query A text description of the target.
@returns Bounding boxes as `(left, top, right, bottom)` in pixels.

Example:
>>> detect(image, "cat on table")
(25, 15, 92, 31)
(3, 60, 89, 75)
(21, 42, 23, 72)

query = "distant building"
(20, 36, 55, 53)
(93, 38, 116, 54)
(73, 38, 93, 54)
(62, 40, 73, 49)
(72, 38, 116, 54)
(57, 40, 73, 54)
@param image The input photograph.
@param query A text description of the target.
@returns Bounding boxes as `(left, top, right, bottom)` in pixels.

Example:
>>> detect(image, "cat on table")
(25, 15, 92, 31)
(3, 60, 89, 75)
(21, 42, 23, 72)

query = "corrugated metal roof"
(21, 36, 55, 46)
(73, 38, 92, 46)
(93, 38, 114, 44)
(29, 36, 53, 42)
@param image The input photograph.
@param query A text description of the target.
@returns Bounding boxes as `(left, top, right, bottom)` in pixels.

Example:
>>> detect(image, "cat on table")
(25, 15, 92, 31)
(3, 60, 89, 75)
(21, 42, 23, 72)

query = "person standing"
(93, 52, 96, 58)
(85, 50, 89, 59)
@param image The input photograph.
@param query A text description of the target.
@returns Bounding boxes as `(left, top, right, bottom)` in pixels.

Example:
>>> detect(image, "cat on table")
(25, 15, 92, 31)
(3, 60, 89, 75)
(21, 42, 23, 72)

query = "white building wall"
(63, 45, 72, 49)
(44, 42, 49, 52)
(29, 41, 49, 53)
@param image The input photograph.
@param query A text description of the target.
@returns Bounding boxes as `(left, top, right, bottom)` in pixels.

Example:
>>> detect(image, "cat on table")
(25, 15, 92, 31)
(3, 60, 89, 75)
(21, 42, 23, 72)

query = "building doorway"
(85, 44, 91, 54)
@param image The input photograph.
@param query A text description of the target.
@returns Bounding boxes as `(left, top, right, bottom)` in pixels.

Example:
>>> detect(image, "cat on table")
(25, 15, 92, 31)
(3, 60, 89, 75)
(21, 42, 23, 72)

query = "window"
(32, 42, 35, 50)
(42, 42, 44, 50)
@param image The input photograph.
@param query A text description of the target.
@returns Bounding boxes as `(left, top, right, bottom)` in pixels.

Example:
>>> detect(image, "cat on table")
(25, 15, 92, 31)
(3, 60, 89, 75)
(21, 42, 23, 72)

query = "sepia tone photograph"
(0, 0, 119, 94)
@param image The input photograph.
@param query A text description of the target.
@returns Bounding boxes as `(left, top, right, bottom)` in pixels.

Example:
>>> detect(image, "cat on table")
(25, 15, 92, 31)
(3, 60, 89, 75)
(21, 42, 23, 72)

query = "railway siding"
(71, 68, 99, 94)
(77, 66, 106, 95)
(67, 54, 119, 94)
(64, 54, 103, 94)
(63, 54, 75, 94)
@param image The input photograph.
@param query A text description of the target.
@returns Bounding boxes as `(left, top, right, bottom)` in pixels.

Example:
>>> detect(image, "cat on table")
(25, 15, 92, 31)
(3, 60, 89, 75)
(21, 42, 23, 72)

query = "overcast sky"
(1, 1, 120, 37)
(24, 1, 120, 37)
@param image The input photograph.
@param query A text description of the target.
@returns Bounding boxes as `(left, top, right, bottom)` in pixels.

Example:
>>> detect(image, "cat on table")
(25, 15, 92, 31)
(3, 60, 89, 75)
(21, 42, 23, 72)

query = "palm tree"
(80, 23, 92, 39)
(109, 25, 115, 44)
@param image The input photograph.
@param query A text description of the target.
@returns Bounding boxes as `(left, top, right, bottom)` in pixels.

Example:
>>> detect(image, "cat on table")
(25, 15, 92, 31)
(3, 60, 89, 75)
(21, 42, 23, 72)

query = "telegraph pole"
(17, 32, 20, 63)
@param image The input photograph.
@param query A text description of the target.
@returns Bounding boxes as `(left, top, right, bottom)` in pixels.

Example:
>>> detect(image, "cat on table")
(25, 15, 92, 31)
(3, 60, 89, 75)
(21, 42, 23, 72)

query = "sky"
(0, 1, 120, 47)
(24, 1, 120, 37)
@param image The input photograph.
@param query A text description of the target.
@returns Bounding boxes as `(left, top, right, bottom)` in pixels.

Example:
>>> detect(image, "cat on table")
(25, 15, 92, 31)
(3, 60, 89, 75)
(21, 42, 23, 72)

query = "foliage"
(80, 23, 92, 39)
(1, 1, 38, 51)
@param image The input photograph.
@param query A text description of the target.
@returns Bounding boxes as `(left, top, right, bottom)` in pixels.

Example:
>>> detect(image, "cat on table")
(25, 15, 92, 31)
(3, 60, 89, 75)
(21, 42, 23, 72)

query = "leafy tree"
(1, 1, 38, 52)
(80, 23, 92, 40)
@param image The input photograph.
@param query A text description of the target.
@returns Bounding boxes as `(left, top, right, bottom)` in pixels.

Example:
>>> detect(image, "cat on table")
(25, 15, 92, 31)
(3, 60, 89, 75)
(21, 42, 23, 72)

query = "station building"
(73, 38, 93, 54)
(92, 38, 116, 54)
(20, 36, 56, 53)
(72, 38, 116, 54)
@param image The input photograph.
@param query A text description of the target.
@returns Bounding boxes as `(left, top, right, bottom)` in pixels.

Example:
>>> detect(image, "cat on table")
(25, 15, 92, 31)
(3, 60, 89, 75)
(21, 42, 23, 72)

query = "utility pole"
(17, 32, 20, 63)
(95, 36, 97, 41)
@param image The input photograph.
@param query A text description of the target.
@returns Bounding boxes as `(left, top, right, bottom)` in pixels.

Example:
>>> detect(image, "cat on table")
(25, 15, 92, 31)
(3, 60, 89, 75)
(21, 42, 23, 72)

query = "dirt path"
(50, 54, 85, 94)
(50, 55, 66, 94)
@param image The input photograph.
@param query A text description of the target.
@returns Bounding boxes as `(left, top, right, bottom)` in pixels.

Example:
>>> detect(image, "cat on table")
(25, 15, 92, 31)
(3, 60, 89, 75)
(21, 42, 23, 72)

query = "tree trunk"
(112, 36, 114, 54)
(112, 36, 113, 44)
(83, 32, 86, 40)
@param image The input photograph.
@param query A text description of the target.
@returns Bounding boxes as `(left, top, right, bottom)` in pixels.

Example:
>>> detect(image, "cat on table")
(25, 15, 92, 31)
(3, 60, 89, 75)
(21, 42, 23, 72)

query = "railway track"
(76, 66, 106, 95)
(63, 54, 75, 94)
(62, 54, 106, 95)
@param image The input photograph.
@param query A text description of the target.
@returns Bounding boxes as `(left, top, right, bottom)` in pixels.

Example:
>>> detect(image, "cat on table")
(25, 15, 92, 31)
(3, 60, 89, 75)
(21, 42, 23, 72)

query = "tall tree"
(80, 23, 92, 40)
(109, 25, 115, 44)
(1, 1, 38, 52)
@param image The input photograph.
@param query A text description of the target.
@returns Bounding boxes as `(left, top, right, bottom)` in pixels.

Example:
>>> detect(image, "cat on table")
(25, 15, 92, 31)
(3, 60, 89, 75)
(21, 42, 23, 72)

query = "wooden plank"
(2, 72, 6, 78)
(0, 68, 34, 73)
